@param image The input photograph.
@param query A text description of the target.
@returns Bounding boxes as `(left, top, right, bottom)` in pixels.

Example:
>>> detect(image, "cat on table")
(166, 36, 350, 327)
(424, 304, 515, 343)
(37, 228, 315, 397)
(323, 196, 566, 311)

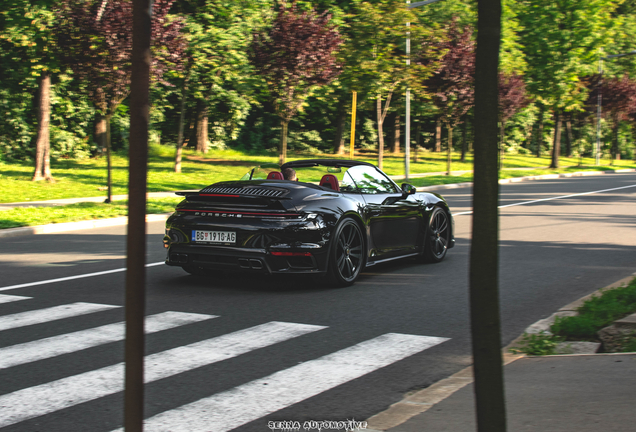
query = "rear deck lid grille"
(199, 186, 287, 198)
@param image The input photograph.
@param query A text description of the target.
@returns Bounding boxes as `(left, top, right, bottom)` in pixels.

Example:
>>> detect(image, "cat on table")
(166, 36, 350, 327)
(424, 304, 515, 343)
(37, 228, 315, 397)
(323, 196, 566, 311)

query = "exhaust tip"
(249, 259, 263, 270)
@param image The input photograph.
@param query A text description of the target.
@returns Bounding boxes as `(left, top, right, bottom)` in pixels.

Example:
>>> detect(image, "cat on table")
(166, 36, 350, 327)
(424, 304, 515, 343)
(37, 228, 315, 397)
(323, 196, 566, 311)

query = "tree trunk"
(280, 119, 288, 165)
(446, 125, 453, 175)
(393, 113, 400, 154)
(611, 116, 619, 164)
(415, 121, 421, 162)
(96, 114, 108, 153)
(105, 115, 113, 203)
(174, 77, 188, 173)
(333, 99, 346, 155)
(32, 72, 53, 182)
(565, 115, 573, 157)
(461, 116, 468, 162)
(377, 95, 385, 170)
(183, 120, 195, 148)
(524, 122, 533, 151)
(499, 119, 506, 170)
(470, 0, 505, 430)
(125, 1, 152, 427)
(550, 109, 561, 169)
(375, 92, 393, 170)
(196, 100, 208, 154)
(535, 106, 544, 157)
(536, 105, 545, 157)
(435, 117, 442, 152)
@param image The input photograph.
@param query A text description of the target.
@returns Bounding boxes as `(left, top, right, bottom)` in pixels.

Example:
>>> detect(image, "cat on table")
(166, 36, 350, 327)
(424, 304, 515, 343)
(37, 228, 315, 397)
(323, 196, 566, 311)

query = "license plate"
(192, 230, 236, 244)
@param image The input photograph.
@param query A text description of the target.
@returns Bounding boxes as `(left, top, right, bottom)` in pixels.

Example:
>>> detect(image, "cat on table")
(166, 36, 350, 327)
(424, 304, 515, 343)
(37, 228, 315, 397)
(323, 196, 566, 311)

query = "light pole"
(596, 49, 636, 166)
(405, 0, 445, 180)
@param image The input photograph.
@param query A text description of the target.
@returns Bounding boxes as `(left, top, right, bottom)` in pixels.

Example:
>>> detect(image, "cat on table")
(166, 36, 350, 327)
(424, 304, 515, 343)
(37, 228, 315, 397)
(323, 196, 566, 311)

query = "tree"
(498, 72, 529, 167)
(515, 0, 617, 168)
(250, 3, 343, 165)
(417, 17, 475, 175)
(343, 0, 436, 169)
(57, 0, 185, 200)
(592, 74, 636, 161)
(1, 0, 59, 181)
(175, 0, 269, 166)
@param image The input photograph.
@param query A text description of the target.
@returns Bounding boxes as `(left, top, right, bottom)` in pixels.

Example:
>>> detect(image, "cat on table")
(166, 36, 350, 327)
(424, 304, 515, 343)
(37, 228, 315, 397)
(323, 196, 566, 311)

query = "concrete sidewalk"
(377, 353, 636, 432)
(366, 274, 636, 432)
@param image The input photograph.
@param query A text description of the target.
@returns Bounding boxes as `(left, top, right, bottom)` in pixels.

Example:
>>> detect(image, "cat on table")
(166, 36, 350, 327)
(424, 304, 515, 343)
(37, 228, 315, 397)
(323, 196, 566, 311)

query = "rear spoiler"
(174, 190, 200, 196)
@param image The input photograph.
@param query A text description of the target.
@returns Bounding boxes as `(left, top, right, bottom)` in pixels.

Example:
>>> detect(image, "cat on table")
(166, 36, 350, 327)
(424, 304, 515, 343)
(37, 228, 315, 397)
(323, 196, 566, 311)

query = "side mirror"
(401, 183, 416, 196)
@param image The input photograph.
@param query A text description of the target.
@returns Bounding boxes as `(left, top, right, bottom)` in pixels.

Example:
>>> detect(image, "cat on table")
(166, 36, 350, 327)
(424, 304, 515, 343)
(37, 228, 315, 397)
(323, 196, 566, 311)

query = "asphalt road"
(0, 172, 634, 432)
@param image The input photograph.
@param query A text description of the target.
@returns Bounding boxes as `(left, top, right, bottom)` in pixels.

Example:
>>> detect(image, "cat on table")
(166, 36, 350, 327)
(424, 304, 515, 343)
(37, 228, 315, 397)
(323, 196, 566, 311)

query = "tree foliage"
(417, 17, 475, 173)
(3, 0, 636, 168)
(0, 0, 61, 180)
(56, 0, 185, 199)
(250, 3, 343, 164)
(58, 0, 186, 119)
(588, 73, 636, 160)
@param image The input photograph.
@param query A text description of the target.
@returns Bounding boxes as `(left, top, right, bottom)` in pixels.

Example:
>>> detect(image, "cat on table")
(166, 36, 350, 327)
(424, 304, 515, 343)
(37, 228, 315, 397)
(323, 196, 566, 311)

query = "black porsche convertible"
(163, 159, 454, 286)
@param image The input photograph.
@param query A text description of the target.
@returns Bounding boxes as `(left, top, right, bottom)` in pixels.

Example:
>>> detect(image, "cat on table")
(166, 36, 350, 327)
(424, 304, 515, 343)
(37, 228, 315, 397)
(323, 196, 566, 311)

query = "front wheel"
(326, 218, 364, 287)
(422, 207, 450, 263)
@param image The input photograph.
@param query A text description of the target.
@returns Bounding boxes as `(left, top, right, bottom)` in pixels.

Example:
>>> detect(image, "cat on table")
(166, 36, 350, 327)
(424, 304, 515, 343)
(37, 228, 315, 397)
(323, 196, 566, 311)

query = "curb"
(365, 272, 636, 431)
(0, 214, 171, 239)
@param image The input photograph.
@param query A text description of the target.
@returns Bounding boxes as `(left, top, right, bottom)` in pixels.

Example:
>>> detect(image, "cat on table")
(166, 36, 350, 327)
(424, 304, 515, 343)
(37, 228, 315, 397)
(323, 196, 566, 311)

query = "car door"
(345, 166, 421, 259)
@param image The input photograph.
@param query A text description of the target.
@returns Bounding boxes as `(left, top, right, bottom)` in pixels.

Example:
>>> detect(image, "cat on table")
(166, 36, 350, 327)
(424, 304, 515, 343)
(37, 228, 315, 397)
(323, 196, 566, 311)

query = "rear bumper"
(165, 244, 328, 275)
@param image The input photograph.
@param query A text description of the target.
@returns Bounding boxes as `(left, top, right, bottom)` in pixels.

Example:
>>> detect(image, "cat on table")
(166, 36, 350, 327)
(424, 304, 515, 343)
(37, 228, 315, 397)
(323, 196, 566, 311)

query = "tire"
(422, 206, 450, 263)
(326, 218, 364, 287)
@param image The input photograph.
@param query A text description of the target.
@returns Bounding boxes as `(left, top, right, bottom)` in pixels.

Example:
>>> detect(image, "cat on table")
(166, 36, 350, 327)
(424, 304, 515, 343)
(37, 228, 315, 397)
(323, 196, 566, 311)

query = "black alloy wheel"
(423, 207, 450, 263)
(326, 218, 364, 287)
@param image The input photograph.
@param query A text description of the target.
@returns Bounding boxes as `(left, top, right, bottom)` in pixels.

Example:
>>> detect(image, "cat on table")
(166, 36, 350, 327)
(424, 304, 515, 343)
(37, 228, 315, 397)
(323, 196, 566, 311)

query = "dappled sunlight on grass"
(1, 146, 634, 204)
(0, 197, 181, 229)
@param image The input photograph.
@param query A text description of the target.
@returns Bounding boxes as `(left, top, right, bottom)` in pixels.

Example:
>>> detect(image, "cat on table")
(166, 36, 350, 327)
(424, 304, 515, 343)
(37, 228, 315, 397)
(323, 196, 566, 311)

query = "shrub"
(551, 281, 636, 340)
(510, 331, 563, 356)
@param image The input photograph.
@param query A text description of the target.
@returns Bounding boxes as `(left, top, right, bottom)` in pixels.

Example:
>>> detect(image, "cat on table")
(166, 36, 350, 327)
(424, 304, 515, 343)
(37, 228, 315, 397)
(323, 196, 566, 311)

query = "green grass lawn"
(0, 145, 634, 229)
(0, 198, 182, 229)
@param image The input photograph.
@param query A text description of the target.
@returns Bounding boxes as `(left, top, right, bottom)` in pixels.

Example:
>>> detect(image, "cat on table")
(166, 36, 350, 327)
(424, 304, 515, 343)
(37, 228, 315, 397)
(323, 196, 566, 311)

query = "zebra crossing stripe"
(0, 302, 120, 332)
(0, 311, 216, 370)
(0, 294, 32, 304)
(126, 333, 450, 432)
(0, 321, 326, 428)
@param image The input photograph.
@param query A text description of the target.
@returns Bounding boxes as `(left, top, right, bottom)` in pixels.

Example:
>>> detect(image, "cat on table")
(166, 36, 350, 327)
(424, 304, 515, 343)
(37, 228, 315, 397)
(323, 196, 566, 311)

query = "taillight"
(270, 251, 313, 257)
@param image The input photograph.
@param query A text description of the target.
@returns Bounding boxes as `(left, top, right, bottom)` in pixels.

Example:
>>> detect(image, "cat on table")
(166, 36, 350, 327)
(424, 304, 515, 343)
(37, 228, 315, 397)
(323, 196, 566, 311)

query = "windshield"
(240, 164, 281, 180)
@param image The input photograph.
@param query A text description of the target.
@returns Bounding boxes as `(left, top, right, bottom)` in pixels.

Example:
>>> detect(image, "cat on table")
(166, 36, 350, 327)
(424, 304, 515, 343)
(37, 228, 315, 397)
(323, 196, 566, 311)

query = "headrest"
(267, 171, 284, 180)
(319, 174, 340, 191)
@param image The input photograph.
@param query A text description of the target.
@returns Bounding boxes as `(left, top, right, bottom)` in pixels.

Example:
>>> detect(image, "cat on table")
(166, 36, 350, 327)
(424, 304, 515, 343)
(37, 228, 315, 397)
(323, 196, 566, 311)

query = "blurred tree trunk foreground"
(470, 0, 507, 431)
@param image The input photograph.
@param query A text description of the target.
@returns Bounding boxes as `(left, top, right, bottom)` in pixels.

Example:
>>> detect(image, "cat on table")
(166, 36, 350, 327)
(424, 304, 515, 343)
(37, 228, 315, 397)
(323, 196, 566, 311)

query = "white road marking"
(125, 333, 449, 432)
(0, 262, 165, 292)
(0, 321, 326, 428)
(0, 294, 31, 304)
(453, 183, 636, 216)
(0, 302, 120, 332)
(0, 311, 216, 370)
